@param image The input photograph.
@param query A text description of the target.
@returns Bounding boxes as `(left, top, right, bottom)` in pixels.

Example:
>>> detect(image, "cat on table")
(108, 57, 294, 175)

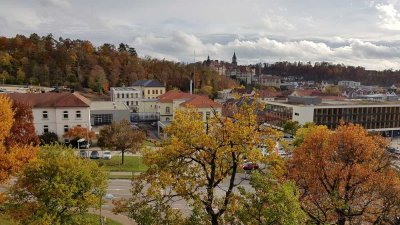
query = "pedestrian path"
(89, 209, 136, 225)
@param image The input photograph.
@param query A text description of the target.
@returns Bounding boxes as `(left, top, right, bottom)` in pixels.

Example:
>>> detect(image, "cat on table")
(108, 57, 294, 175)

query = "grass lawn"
(97, 156, 147, 172)
(143, 139, 156, 147)
(108, 174, 134, 179)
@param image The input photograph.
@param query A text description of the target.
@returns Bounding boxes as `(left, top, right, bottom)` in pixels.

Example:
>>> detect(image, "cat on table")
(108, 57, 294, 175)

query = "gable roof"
(159, 90, 222, 108)
(5, 92, 91, 108)
(158, 90, 193, 103)
(131, 80, 164, 87)
(180, 95, 222, 108)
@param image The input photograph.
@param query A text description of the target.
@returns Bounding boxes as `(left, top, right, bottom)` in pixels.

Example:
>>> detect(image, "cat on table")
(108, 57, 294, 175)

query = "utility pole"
(193, 49, 196, 94)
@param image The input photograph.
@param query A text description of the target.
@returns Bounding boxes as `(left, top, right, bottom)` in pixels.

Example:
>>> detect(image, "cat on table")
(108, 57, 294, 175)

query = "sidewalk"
(89, 209, 136, 225)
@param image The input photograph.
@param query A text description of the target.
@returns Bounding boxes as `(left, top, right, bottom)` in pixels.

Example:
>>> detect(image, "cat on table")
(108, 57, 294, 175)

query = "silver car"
(103, 151, 112, 160)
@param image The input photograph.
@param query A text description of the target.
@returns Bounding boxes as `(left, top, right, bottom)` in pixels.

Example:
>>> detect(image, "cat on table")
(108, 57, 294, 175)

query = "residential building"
(258, 75, 282, 88)
(90, 101, 130, 126)
(263, 96, 400, 133)
(6, 92, 91, 139)
(110, 87, 141, 111)
(156, 90, 222, 137)
(338, 80, 361, 88)
(132, 80, 165, 99)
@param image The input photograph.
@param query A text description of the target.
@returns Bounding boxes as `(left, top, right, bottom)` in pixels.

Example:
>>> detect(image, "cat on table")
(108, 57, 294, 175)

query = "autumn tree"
(114, 102, 285, 225)
(0, 96, 38, 185)
(63, 125, 96, 141)
(39, 132, 59, 145)
(288, 124, 400, 225)
(236, 172, 306, 225)
(6, 144, 107, 225)
(97, 120, 145, 165)
(5, 101, 39, 148)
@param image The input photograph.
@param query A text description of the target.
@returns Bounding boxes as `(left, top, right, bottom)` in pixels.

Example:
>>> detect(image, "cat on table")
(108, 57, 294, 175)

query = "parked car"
(67, 138, 90, 149)
(151, 122, 157, 127)
(242, 162, 259, 171)
(103, 151, 112, 160)
(90, 151, 99, 159)
(79, 150, 87, 158)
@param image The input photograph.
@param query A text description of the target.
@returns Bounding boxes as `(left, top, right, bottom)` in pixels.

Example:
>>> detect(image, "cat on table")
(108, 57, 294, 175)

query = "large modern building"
(6, 92, 91, 139)
(263, 96, 400, 133)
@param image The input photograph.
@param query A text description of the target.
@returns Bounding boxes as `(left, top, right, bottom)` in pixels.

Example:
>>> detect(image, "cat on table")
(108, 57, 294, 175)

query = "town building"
(156, 90, 222, 137)
(258, 75, 282, 88)
(110, 87, 141, 111)
(90, 101, 130, 126)
(6, 92, 91, 139)
(131, 80, 166, 99)
(263, 96, 400, 134)
(338, 80, 361, 88)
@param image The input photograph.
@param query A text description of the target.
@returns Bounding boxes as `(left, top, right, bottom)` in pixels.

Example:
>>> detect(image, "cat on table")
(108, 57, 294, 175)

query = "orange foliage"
(63, 125, 96, 140)
(0, 96, 38, 184)
(288, 124, 400, 224)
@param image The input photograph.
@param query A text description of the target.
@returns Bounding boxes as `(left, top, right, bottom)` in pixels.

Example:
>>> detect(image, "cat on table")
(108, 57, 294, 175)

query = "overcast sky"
(1, 0, 400, 70)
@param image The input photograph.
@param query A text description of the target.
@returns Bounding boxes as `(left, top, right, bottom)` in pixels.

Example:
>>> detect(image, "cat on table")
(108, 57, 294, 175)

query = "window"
(152, 90, 155, 94)
(64, 125, 69, 133)
(295, 113, 299, 116)
(206, 112, 211, 119)
(148, 90, 150, 95)
(126, 101, 129, 106)
(43, 125, 49, 133)
(130, 93, 133, 98)
(76, 111, 81, 119)
(156, 90, 158, 95)
(63, 111, 68, 119)
(42, 111, 48, 119)
(122, 93, 125, 98)
(166, 117, 170, 121)
(166, 107, 170, 114)
(117, 93, 120, 98)
(160, 90, 163, 94)
(135, 93, 138, 98)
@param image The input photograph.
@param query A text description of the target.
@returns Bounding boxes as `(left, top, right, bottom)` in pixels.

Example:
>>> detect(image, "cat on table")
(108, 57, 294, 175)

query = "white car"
(103, 151, 112, 160)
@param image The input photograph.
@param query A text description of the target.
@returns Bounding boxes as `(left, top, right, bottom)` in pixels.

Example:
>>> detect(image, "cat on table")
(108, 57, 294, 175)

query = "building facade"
(131, 80, 166, 99)
(6, 92, 91, 139)
(110, 87, 141, 111)
(90, 101, 131, 126)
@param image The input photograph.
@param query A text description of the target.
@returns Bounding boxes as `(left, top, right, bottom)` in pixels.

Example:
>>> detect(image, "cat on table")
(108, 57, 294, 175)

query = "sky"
(1, 0, 400, 70)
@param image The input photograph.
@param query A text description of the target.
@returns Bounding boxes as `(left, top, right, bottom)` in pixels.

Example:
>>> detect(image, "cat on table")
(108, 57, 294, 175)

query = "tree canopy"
(6, 144, 108, 225)
(114, 101, 296, 225)
(288, 124, 400, 225)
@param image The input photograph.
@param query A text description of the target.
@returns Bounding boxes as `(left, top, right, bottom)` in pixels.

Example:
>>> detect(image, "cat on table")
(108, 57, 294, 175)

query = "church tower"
(232, 52, 237, 66)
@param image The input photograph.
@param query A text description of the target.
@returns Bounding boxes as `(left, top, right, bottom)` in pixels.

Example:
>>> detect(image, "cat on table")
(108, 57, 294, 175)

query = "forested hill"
(259, 61, 400, 86)
(0, 34, 237, 96)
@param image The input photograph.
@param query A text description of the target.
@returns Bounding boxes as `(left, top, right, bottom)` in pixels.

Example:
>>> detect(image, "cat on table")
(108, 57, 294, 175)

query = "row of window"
(42, 124, 82, 133)
(43, 110, 81, 119)
(147, 89, 163, 95)
(126, 101, 139, 106)
(116, 93, 139, 99)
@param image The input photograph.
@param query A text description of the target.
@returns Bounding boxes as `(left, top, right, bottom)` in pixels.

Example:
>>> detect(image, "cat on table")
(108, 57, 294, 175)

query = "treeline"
(258, 61, 400, 86)
(0, 34, 237, 96)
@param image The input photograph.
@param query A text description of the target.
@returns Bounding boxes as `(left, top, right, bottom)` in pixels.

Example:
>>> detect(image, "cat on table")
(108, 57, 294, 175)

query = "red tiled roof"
(5, 92, 91, 108)
(180, 95, 222, 108)
(158, 90, 193, 103)
(257, 89, 279, 98)
(159, 90, 222, 108)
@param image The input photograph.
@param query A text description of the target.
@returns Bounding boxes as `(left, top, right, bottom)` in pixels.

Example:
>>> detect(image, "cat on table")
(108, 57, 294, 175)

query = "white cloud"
(376, 3, 400, 30)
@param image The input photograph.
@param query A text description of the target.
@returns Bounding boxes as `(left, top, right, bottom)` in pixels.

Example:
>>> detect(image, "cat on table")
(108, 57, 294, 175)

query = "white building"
(110, 87, 141, 111)
(338, 80, 361, 88)
(90, 101, 131, 126)
(7, 92, 91, 140)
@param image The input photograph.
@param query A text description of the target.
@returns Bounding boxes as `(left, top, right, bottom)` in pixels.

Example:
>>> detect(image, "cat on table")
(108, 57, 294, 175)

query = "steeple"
(232, 51, 237, 66)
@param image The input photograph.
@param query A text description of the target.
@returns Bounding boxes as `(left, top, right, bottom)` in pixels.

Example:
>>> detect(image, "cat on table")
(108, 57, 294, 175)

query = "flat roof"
(110, 87, 139, 91)
(268, 99, 400, 107)
(90, 101, 130, 111)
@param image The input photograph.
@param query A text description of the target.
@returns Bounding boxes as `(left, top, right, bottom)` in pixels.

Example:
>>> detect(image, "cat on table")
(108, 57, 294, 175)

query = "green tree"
(6, 144, 108, 225)
(97, 120, 145, 165)
(236, 173, 306, 225)
(282, 120, 300, 136)
(38, 132, 59, 145)
(16, 68, 25, 84)
(114, 102, 284, 225)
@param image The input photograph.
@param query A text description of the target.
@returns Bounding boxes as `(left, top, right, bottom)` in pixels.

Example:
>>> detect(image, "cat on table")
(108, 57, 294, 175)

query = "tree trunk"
(121, 150, 125, 165)
(211, 214, 218, 225)
(337, 216, 346, 225)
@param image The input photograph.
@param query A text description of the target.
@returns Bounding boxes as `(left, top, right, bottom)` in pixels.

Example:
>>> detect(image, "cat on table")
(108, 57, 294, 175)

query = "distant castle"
(203, 52, 255, 84)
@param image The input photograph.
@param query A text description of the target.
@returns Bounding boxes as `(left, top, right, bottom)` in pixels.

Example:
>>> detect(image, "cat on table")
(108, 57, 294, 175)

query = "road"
(104, 172, 253, 213)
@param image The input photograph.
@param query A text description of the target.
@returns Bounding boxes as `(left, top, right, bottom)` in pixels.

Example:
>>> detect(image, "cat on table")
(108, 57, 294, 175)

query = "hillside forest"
(0, 34, 237, 97)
